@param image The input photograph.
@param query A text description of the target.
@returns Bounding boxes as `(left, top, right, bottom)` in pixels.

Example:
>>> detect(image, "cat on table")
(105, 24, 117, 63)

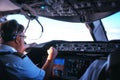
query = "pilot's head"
(0, 19, 24, 42)
(0, 19, 26, 52)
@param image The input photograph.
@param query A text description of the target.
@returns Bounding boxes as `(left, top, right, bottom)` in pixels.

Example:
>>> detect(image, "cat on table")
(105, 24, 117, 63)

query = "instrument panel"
(35, 40, 120, 55)
(27, 40, 120, 80)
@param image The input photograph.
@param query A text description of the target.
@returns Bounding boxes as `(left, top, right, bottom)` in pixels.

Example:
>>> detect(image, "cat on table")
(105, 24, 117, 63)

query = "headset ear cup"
(1, 31, 17, 41)
(10, 31, 17, 41)
(12, 35, 16, 40)
(0, 31, 4, 38)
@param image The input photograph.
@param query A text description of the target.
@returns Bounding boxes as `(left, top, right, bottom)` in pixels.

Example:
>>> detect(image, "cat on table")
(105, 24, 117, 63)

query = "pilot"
(0, 19, 58, 80)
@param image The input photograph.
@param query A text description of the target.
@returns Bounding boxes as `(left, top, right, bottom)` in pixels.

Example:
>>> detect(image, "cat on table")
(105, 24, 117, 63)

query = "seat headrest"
(107, 48, 120, 68)
(106, 47, 120, 80)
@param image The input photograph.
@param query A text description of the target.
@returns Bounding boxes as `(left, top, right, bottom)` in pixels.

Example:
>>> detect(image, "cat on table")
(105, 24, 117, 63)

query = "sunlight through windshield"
(101, 11, 120, 41)
(7, 14, 93, 44)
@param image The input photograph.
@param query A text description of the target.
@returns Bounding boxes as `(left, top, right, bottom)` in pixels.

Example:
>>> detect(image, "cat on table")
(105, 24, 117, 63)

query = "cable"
(24, 19, 30, 33)
(24, 16, 44, 40)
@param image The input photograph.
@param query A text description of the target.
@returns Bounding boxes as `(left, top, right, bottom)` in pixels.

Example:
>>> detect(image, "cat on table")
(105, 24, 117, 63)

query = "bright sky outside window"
(101, 11, 120, 41)
(7, 14, 93, 44)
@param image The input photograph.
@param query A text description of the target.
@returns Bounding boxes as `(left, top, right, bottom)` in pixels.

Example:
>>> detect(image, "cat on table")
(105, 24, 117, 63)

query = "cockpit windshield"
(7, 14, 93, 44)
(6, 11, 120, 44)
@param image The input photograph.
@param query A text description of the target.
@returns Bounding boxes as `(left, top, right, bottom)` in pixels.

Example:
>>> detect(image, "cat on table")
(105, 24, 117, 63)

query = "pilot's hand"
(47, 46, 58, 60)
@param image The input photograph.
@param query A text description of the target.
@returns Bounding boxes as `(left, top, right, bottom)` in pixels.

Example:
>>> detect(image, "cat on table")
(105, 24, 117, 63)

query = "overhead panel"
(10, 0, 120, 22)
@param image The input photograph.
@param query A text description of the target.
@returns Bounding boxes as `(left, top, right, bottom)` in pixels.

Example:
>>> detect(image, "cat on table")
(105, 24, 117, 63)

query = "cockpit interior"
(0, 0, 120, 80)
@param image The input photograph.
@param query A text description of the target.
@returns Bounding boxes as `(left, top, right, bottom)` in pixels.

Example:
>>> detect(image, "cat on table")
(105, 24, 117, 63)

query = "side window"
(101, 11, 120, 40)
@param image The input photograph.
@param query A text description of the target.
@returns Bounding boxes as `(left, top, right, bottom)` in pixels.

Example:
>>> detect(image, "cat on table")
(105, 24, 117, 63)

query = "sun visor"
(0, 0, 20, 15)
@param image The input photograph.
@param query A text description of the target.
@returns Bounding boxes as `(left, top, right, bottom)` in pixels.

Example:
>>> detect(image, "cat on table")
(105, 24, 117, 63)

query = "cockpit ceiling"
(3, 0, 120, 22)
